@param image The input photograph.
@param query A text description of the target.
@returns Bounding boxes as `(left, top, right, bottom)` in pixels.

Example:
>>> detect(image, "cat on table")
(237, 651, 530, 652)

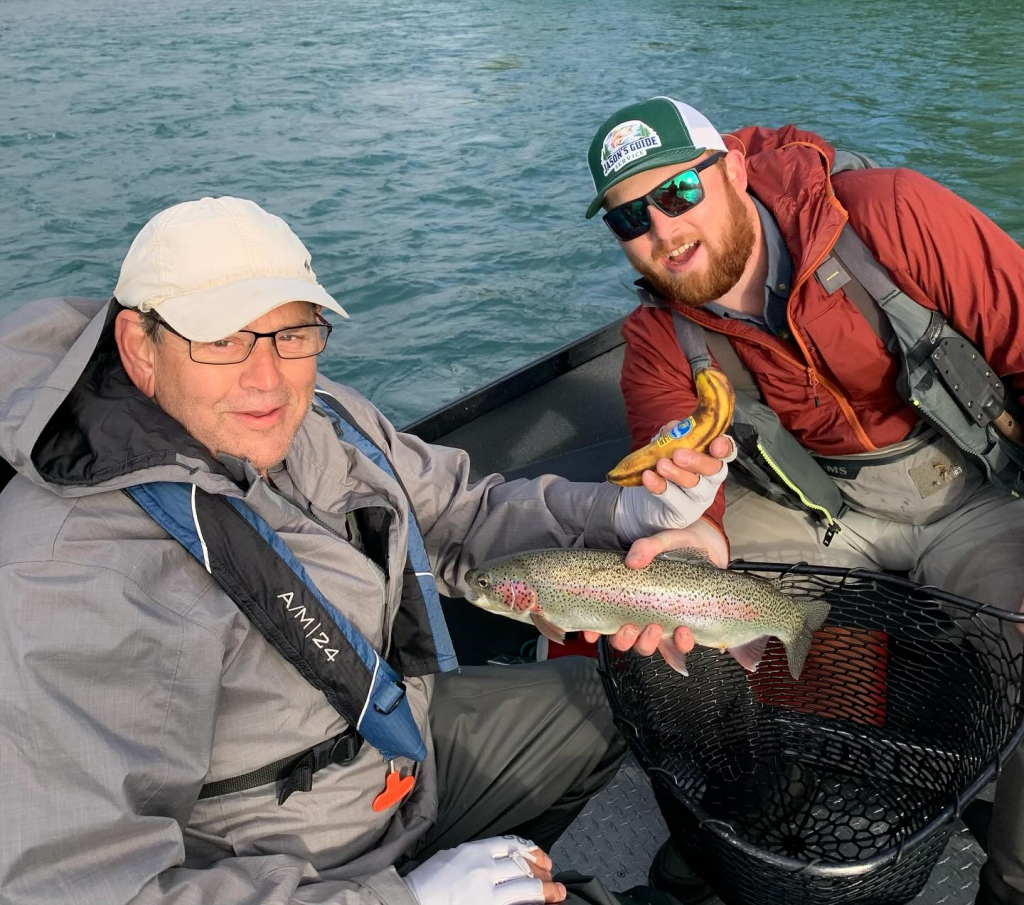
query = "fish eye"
(476, 575, 490, 588)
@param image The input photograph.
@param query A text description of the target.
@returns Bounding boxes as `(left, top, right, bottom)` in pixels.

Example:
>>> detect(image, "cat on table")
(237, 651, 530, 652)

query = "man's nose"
(646, 205, 680, 245)
(240, 336, 284, 390)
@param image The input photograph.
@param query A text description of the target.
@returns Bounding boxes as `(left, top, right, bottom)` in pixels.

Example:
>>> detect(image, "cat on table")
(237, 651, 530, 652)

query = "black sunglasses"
(603, 151, 727, 242)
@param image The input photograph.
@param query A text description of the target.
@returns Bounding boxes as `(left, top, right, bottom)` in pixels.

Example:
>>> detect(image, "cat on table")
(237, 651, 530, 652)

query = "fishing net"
(599, 563, 1024, 905)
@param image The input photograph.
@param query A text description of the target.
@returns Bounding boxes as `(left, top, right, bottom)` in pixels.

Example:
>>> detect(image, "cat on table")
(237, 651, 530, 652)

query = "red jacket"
(620, 125, 1024, 546)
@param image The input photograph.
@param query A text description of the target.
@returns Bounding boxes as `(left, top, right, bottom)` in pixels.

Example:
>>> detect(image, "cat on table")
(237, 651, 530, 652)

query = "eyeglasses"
(157, 316, 334, 364)
(603, 151, 726, 242)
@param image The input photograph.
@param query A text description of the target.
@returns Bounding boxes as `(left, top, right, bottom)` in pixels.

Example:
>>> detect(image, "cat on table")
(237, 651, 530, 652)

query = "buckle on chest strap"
(277, 729, 365, 805)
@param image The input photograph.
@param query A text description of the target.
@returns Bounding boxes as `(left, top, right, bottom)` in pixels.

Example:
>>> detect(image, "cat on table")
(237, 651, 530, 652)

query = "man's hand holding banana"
(613, 428, 736, 545)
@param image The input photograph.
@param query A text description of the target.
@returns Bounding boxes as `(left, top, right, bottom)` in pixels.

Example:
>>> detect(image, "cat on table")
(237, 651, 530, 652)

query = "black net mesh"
(599, 563, 1024, 905)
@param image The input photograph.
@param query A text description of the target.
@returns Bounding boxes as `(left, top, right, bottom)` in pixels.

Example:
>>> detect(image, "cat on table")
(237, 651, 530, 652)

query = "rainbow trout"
(465, 548, 829, 679)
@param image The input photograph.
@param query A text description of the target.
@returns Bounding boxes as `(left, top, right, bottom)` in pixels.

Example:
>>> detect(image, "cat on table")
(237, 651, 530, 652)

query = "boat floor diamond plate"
(551, 755, 990, 904)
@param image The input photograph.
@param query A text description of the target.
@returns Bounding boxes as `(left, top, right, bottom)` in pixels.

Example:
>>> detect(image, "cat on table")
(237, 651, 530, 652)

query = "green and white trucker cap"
(585, 97, 728, 219)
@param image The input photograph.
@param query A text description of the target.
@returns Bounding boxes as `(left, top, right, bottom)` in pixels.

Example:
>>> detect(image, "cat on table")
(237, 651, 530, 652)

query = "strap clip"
(373, 681, 407, 716)
(329, 728, 363, 766)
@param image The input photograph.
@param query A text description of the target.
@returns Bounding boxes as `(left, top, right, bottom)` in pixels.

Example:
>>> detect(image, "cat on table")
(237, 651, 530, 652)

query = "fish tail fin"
(801, 598, 831, 634)
(782, 599, 831, 680)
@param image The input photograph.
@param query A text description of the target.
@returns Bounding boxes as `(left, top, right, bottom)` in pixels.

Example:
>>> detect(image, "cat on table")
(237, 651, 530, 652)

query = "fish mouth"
(463, 587, 480, 604)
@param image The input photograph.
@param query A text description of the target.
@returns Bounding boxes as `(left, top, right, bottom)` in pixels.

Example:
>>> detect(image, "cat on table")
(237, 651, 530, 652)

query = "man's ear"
(722, 148, 749, 194)
(115, 309, 157, 398)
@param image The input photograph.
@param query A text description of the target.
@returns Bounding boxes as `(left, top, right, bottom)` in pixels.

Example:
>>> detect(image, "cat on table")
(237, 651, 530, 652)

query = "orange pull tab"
(372, 763, 416, 812)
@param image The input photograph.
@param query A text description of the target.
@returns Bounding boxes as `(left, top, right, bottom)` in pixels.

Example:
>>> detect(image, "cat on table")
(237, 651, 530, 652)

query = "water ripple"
(1, 0, 1021, 425)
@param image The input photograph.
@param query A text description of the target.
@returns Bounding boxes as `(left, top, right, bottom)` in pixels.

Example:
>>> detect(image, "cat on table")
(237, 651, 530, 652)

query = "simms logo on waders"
(279, 591, 340, 661)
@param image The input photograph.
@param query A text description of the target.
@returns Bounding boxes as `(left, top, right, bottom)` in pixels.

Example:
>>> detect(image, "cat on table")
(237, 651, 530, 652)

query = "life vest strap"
(197, 729, 363, 805)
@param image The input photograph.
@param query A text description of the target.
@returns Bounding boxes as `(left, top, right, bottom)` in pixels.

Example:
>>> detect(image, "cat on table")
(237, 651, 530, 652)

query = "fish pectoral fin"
(530, 612, 567, 645)
(655, 548, 716, 567)
(657, 639, 689, 677)
(728, 636, 771, 673)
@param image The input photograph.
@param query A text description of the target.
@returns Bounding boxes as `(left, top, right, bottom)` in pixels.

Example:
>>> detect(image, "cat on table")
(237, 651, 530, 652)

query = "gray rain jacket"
(0, 298, 621, 905)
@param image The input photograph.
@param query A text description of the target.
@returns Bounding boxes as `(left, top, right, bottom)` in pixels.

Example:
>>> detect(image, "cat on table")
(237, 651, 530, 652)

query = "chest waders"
(648, 221, 1024, 547)
(125, 391, 457, 804)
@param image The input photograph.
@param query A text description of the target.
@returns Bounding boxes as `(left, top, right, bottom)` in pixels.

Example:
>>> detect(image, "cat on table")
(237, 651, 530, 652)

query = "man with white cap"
(0, 195, 722, 905)
(586, 96, 1024, 904)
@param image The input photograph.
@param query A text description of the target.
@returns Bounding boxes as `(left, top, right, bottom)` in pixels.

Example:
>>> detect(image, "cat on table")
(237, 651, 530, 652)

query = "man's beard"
(633, 179, 756, 307)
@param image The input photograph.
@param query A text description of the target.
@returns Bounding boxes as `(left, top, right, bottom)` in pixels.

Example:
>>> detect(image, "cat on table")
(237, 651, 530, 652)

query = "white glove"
(614, 437, 736, 545)
(404, 836, 545, 905)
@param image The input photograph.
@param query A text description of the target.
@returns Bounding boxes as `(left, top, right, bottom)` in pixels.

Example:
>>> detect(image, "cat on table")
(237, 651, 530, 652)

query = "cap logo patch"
(601, 120, 662, 176)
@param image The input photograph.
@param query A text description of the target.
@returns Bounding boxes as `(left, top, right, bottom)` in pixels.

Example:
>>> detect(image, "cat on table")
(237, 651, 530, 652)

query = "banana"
(607, 368, 736, 486)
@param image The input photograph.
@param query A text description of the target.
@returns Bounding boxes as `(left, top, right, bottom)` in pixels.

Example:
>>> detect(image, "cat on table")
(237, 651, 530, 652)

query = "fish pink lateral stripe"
(551, 583, 760, 621)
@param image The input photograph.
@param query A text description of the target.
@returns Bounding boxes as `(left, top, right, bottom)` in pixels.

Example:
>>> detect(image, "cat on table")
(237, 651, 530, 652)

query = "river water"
(2, 0, 1021, 425)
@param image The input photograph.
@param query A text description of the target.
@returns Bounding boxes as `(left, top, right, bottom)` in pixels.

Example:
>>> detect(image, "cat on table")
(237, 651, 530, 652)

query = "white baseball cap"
(113, 196, 348, 342)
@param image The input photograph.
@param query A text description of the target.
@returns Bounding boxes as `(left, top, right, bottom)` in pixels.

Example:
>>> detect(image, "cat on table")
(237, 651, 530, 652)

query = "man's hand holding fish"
(595, 433, 736, 657)
(466, 426, 832, 681)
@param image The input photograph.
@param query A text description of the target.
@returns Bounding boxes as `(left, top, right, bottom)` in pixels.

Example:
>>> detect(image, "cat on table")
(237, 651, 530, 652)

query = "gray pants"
(723, 479, 1024, 905)
(409, 658, 676, 905)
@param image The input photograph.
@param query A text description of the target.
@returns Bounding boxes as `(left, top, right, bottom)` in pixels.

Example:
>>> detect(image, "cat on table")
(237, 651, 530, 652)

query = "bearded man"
(585, 96, 1024, 905)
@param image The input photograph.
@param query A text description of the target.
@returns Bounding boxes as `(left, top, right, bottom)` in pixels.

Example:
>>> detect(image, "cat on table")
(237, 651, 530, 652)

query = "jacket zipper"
(783, 316, 875, 449)
(808, 368, 821, 407)
(783, 209, 878, 451)
(754, 440, 842, 545)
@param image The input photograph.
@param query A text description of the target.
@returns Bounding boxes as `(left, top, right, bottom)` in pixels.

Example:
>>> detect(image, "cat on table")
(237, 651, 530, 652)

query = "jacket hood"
(0, 297, 231, 497)
(726, 124, 848, 290)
